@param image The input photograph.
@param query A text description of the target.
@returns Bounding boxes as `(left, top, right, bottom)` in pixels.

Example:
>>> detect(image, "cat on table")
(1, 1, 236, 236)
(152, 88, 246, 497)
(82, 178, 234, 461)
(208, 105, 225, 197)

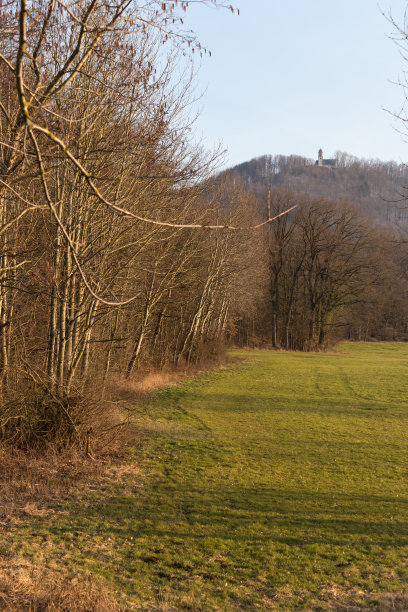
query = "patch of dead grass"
(0, 442, 142, 610)
(106, 369, 191, 404)
(312, 586, 408, 611)
(0, 445, 101, 522)
(106, 356, 235, 405)
(0, 556, 122, 611)
(0, 429, 142, 523)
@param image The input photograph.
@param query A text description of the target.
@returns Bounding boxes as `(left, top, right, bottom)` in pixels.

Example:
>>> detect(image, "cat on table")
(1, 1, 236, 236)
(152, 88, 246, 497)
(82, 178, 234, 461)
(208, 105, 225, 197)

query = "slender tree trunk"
(66, 299, 98, 394)
(126, 305, 151, 378)
(102, 309, 120, 393)
(0, 197, 9, 386)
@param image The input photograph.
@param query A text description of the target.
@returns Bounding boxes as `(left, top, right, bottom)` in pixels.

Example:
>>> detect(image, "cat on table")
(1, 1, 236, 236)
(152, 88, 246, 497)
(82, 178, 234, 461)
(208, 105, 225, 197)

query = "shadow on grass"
(54, 484, 408, 550)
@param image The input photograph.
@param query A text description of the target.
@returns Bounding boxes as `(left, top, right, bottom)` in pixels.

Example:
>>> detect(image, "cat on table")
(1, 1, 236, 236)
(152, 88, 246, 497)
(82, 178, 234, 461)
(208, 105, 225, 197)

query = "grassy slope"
(4, 342, 408, 610)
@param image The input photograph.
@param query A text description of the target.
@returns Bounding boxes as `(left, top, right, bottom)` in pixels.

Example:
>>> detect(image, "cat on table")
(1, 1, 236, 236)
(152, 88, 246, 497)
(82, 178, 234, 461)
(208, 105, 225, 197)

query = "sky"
(181, 0, 408, 168)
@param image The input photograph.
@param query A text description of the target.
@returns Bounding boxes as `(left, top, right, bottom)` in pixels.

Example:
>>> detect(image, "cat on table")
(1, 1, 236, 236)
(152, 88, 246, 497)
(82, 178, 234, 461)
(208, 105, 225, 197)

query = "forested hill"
(225, 152, 408, 225)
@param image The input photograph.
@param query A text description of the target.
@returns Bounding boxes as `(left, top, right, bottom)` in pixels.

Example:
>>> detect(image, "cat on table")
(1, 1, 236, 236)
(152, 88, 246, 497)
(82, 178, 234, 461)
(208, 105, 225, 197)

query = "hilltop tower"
(315, 148, 336, 168)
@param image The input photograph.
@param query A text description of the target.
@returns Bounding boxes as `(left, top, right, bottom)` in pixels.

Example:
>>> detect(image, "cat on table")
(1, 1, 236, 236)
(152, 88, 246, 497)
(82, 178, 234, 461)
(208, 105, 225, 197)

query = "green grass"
(6, 342, 408, 610)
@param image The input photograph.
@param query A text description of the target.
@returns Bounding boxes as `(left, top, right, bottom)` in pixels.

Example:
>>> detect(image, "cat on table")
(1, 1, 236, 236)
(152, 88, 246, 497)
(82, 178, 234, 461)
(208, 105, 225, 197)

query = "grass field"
(4, 342, 408, 610)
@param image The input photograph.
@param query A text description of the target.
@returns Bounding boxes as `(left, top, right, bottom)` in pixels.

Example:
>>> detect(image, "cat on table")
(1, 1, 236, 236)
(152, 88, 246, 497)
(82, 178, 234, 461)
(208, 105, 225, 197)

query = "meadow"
(3, 342, 408, 610)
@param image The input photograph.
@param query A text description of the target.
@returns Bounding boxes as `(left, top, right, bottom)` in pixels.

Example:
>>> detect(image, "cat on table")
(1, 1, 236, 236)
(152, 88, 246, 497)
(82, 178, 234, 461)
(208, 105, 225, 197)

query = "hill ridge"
(225, 151, 408, 225)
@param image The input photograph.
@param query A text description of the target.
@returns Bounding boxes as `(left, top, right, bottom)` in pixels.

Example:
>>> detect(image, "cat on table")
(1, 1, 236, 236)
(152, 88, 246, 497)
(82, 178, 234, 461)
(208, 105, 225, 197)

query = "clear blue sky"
(182, 1, 408, 168)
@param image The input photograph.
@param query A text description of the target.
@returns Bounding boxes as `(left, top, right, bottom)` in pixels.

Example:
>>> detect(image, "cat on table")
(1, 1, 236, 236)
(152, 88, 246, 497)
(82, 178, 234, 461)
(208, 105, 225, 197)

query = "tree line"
(230, 185, 408, 351)
(0, 0, 253, 447)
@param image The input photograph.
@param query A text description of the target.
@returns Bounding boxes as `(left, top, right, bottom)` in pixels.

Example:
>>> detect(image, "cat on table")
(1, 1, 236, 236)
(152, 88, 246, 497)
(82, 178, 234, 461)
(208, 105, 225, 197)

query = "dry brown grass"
(0, 556, 122, 611)
(0, 440, 142, 610)
(107, 369, 189, 403)
(0, 445, 103, 522)
(106, 356, 234, 405)
(313, 586, 408, 611)
(0, 399, 140, 523)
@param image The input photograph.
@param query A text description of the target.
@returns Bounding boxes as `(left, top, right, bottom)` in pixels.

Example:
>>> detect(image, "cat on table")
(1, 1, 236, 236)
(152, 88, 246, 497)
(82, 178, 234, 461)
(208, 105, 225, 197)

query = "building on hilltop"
(315, 148, 337, 168)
